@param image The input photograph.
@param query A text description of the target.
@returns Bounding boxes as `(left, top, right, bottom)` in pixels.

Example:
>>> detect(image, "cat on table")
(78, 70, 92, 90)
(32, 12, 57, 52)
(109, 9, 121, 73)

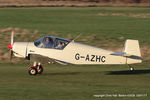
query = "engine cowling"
(12, 42, 28, 58)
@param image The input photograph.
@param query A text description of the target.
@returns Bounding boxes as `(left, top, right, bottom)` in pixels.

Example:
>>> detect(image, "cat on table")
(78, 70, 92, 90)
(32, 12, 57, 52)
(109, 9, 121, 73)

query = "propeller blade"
(9, 50, 13, 62)
(11, 31, 14, 45)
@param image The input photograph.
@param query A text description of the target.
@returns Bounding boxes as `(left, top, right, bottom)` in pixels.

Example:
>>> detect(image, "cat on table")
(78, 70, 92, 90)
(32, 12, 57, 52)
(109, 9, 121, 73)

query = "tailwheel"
(130, 67, 134, 71)
(128, 64, 134, 71)
(36, 65, 44, 74)
(28, 66, 37, 75)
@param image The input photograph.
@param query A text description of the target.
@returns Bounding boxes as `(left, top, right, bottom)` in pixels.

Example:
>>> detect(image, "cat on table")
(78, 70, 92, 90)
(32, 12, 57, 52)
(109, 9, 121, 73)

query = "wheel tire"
(130, 67, 134, 71)
(28, 67, 37, 75)
(37, 65, 43, 74)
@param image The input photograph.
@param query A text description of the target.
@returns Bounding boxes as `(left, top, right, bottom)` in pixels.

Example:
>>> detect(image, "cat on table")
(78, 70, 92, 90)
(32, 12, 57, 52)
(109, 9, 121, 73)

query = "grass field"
(0, 7, 150, 43)
(0, 7, 150, 100)
(0, 7, 150, 61)
(0, 63, 150, 100)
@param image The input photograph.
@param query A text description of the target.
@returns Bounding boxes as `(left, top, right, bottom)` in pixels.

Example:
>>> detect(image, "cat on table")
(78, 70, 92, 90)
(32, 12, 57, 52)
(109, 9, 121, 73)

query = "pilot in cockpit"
(37, 37, 53, 48)
(55, 41, 67, 49)
(44, 37, 53, 48)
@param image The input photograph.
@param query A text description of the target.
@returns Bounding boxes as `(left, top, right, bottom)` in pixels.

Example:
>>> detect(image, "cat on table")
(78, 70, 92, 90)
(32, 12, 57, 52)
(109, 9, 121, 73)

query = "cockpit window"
(34, 37, 54, 48)
(54, 38, 69, 50)
(34, 36, 70, 50)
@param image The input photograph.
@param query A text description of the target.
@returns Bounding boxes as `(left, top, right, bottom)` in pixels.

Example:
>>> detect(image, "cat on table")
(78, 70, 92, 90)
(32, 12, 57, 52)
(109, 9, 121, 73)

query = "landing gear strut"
(128, 64, 134, 71)
(28, 62, 44, 75)
(36, 64, 43, 74)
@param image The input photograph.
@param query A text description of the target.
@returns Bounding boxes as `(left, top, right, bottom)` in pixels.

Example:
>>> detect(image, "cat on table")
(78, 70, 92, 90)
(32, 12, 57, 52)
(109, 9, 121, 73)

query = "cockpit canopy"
(34, 36, 71, 50)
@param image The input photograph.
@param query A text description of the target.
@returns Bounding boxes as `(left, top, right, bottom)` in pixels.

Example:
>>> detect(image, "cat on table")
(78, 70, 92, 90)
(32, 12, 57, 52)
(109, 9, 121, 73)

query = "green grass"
(1, 7, 150, 61)
(0, 63, 150, 100)
(0, 7, 150, 100)
(0, 7, 150, 43)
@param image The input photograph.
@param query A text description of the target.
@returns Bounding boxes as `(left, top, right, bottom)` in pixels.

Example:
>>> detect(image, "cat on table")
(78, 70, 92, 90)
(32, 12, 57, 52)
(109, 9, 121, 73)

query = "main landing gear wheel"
(28, 65, 44, 75)
(28, 67, 37, 75)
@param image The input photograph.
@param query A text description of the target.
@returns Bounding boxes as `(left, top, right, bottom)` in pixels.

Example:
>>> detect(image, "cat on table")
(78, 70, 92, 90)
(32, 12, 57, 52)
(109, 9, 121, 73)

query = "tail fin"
(123, 39, 141, 57)
(123, 39, 142, 64)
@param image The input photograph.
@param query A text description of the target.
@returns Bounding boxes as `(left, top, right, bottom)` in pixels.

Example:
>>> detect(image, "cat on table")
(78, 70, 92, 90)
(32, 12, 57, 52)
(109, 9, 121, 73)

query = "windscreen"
(34, 36, 70, 50)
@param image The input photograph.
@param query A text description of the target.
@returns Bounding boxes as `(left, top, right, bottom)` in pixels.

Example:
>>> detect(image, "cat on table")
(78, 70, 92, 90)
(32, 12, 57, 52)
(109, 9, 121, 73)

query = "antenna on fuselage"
(71, 33, 82, 42)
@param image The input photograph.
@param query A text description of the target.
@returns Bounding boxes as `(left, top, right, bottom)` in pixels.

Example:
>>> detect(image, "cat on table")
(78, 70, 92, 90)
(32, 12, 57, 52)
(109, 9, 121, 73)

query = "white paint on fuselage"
(26, 41, 127, 64)
(12, 41, 141, 65)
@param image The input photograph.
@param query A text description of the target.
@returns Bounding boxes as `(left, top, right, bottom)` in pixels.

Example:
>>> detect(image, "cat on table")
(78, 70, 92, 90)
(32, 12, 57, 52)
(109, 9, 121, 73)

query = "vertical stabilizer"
(123, 39, 142, 64)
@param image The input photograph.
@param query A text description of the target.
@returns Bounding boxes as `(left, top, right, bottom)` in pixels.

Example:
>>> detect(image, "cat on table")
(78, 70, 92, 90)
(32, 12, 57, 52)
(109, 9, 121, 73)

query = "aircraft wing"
(29, 54, 69, 65)
(110, 52, 142, 60)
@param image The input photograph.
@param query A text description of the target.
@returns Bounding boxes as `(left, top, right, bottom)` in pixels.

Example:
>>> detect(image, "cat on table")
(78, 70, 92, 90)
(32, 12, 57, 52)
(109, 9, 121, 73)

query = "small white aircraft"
(8, 31, 142, 75)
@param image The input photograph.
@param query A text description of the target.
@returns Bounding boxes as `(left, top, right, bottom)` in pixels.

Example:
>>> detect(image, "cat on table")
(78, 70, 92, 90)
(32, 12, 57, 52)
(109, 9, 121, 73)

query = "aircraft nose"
(8, 44, 13, 49)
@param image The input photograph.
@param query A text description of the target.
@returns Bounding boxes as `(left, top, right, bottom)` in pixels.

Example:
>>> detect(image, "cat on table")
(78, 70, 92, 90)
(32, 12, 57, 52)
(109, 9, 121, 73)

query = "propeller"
(8, 31, 14, 62)
(9, 49, 13, 62)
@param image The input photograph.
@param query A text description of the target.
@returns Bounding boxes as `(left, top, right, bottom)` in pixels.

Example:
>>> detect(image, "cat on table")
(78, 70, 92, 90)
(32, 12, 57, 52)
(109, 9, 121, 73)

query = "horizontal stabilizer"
(110, 52, 142, 60)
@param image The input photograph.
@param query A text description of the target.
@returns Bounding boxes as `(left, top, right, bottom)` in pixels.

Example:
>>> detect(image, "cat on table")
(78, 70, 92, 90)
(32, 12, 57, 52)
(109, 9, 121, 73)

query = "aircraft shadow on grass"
(107, 69, 150, 75)
(43, 72, 80, 76)
(42, 70, 150, 76)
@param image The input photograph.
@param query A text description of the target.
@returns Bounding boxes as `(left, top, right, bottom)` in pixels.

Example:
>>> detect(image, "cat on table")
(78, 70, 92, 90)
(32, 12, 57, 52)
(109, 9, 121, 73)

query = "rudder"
(123, 39, 142, 64)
